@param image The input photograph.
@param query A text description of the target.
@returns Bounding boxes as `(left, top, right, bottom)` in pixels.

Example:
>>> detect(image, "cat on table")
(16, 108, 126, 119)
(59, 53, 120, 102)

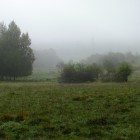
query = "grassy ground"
(16, 68, 59, 82)
(0, 82, 140, 139)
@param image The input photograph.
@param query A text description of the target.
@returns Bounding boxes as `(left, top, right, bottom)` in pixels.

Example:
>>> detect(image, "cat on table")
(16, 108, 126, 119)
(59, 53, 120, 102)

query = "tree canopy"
(0, 21, 35, 80)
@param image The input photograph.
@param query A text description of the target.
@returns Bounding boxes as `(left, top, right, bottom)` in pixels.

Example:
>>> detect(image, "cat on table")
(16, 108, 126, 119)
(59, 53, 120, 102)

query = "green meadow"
(0, 81, 140, 139)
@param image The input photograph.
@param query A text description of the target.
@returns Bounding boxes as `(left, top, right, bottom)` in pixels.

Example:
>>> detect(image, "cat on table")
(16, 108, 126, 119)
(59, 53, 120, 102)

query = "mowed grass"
(0, 82, 140, 140)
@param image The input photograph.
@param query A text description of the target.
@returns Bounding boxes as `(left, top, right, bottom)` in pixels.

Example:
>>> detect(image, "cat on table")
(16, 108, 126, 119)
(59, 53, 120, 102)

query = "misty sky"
(0, 0, 140, 59)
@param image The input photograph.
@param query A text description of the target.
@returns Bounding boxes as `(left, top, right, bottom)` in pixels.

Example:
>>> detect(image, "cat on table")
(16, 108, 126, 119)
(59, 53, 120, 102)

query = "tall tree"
(0, 21, 35, 80)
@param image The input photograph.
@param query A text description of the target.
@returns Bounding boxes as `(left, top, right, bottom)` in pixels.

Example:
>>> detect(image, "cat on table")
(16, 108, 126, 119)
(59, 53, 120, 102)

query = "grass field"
(16, 68, 59, 82)
(0, 82, 140, 139)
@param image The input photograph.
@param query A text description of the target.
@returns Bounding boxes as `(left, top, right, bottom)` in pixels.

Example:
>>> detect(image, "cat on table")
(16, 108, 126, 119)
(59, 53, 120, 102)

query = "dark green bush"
(101, 62, 132, 82)
(59, 63, 101, 83)
(114, 63, 132, 82)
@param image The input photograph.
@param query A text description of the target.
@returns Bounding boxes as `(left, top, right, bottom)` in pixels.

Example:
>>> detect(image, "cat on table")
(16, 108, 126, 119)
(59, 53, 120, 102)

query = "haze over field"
(1, 0, 140, 61)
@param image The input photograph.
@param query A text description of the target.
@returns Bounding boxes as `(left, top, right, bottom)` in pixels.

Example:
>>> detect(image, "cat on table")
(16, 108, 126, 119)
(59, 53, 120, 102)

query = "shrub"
(59, 63, 101, 83)
(115, 63, 132, 82)
(101, 62, 132, 82)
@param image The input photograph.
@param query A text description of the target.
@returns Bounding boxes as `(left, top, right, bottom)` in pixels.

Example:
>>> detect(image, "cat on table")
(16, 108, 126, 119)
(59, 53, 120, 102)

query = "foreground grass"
(0, 82, 140, 140)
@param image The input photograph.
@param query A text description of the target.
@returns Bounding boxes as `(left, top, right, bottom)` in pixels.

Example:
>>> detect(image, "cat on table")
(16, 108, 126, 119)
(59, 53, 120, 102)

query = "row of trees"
(0, 21, 35, 80)
(83, 52, 139, 66)
(58, 62, 132, 83)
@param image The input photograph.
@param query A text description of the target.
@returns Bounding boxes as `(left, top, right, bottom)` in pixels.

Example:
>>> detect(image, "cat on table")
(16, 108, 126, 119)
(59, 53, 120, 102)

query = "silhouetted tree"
(0, 21, 35, 80)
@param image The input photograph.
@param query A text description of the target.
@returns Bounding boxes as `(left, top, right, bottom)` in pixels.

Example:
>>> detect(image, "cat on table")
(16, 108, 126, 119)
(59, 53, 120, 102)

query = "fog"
(1, 0, 140, 61)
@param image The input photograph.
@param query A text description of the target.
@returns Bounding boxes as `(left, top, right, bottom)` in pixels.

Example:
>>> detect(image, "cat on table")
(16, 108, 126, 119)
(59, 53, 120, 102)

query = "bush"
(114, 63, 132, 82)
(59, 63, 101, 83)
(101, 62, 132, 82)
(100, 72, 116, 82)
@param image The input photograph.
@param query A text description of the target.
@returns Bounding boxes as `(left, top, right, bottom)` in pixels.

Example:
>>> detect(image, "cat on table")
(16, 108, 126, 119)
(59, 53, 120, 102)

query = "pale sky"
(0, 0, 140, 58)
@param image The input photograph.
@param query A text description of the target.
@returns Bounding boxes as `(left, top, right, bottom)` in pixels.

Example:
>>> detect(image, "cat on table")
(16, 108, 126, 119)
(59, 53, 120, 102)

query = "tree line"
(82, 52, 140, 67)
(0, 21, 35, 80)
(58, 62, 132, 83)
